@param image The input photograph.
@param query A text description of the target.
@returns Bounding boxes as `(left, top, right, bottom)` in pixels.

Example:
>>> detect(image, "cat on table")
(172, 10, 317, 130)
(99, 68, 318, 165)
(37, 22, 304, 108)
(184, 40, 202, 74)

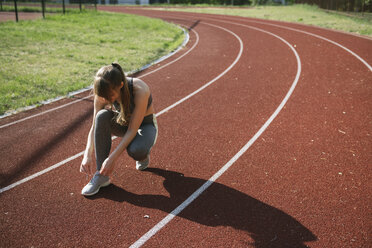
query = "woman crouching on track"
(80, 63, 158, 196)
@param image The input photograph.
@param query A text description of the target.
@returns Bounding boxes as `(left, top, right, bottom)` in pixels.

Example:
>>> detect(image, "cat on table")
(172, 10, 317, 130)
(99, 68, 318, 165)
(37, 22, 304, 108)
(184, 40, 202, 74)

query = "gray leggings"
(94, 109, 158, 171)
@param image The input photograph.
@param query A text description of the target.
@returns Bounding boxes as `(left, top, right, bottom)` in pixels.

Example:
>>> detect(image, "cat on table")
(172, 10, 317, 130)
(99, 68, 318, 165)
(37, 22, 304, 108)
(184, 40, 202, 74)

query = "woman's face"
(107, 82, 123, 103)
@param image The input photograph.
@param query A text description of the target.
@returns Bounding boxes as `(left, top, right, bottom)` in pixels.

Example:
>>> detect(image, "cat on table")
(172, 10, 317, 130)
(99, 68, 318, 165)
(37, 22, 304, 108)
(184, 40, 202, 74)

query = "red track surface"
(0, 11, 43, 22)
(1, 7, 371, 248)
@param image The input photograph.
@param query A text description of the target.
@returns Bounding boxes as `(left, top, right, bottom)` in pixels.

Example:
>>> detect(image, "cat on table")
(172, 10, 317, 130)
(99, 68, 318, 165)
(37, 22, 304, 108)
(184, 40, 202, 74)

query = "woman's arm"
(99, 79, 150, 176)
(80, 95, 107, 175)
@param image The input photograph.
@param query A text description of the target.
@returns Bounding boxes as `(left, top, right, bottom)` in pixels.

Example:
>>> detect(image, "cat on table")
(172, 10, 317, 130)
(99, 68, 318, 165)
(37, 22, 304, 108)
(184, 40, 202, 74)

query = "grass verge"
(151, 4, 372, 37)
(0, 10, 185, 116)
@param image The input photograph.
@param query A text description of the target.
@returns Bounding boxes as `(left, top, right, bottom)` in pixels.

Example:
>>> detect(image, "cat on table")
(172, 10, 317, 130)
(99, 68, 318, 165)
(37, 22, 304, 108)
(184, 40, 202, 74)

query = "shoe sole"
(81, 181, 111, 196)
(136, 157, 150, 171)
(136, 165, 148, 171)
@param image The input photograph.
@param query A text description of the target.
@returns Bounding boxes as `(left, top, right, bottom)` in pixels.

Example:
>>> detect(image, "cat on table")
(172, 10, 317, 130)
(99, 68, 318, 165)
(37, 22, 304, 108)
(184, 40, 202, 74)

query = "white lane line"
(0, 22, 236, 194)
(158, 10, 371, 71)
(0, 95, 93, 129)
(156, 22, 242, 117)
(0, 27, 194, 129)
(138, 27, 199, 79)
(211, 15, 372, 72)
(247, 19, 372, 71)
(0, 152, 85, 194)
(130, 23, 301, 248)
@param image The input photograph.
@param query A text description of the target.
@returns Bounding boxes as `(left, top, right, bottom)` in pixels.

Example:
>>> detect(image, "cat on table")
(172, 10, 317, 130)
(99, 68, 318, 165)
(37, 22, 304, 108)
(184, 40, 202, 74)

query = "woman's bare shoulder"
(132, 78, 150, 94)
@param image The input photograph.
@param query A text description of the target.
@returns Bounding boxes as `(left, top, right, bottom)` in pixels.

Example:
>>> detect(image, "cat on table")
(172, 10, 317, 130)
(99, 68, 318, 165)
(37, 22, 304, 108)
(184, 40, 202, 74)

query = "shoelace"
(90, 173, 104, 185)
(85, 171, 117, 182)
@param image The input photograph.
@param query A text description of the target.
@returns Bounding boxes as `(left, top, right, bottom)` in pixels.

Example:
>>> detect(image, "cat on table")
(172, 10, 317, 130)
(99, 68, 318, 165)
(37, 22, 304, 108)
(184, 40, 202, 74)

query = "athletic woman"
(80, 63, 158, 196)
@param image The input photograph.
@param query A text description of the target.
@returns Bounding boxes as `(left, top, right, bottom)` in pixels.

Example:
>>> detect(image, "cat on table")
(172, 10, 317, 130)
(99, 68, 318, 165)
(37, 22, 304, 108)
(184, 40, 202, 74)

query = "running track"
(0, 7, 371, 247)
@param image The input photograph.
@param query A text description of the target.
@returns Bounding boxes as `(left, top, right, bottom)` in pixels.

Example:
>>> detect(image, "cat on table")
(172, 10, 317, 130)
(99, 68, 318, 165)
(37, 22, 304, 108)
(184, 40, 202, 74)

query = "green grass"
(150, 4, 372, 37)
(0, 10, 185, 115)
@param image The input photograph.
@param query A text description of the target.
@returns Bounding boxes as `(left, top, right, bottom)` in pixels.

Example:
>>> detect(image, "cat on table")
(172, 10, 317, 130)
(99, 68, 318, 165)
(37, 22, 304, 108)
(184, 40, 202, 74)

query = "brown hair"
(94, 63, 131, 125)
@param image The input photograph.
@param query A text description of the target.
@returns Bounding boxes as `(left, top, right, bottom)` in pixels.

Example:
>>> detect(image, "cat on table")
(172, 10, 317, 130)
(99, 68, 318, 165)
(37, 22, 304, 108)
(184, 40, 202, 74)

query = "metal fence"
(1, 0, 98, 21)
(0, 0, 155, 22)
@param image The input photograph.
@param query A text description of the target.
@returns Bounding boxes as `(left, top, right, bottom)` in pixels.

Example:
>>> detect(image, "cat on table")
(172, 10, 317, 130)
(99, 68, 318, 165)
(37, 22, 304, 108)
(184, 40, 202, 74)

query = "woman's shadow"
(90, 168, 317, 247)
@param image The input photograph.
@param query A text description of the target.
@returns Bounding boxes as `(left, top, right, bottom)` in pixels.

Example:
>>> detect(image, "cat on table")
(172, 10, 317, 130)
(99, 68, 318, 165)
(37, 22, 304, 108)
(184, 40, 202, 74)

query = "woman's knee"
(95, 109, 113, 127)
(127, 144, 149, 161)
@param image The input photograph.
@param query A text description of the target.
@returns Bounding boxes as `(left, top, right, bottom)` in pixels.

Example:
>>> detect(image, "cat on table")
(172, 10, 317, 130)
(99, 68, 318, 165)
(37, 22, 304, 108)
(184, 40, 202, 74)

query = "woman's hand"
(99, 156, 115, 176)
(80, 153, 94, 175)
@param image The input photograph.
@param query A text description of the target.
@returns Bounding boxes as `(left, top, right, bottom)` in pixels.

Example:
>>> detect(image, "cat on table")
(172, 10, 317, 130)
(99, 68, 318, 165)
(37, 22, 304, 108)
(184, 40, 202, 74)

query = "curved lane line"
(247, 19, 372, 71)
(0, 95, 93, 130)
(0, 23, 237, 194)
(155, 10, 371, 71)
(130, 22, 301, 248)
(205, 15, 372, 72)
(139, 27, 199, 79)
(0, 27, 195, 130)
(156, 23, 241, 117)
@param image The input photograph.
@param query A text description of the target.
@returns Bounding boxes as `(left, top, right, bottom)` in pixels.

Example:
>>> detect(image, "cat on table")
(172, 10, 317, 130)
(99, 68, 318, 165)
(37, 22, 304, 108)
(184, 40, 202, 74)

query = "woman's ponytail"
(111, 62, 131, 125)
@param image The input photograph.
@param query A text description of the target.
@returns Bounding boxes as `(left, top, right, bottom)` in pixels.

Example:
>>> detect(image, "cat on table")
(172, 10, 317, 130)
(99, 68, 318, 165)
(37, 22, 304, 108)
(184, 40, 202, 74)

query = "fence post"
(79, 0, 82, 12)
(63, 0, 65, 14)
(41, 0, 45, 19)
(14, 0, 18, 22)
(1, 0, 3, 11)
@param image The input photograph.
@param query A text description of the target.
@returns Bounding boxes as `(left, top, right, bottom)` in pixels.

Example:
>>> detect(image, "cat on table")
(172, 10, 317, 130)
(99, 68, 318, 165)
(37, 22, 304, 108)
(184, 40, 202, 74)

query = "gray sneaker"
(136, 155, 150, 171)
(81, 171, 110, 196)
